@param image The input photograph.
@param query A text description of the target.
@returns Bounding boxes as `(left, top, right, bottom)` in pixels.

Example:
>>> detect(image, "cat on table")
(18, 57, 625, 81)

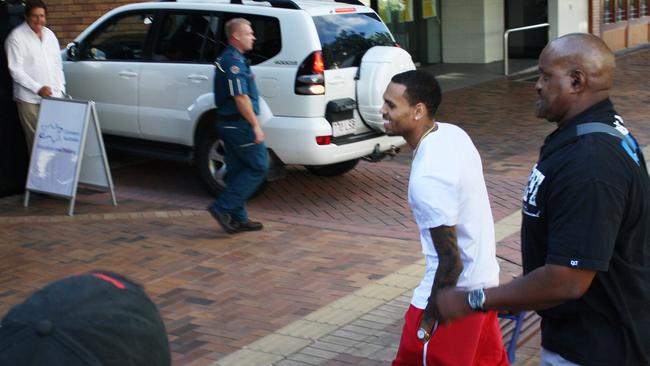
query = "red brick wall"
(46, 0, 138, 45)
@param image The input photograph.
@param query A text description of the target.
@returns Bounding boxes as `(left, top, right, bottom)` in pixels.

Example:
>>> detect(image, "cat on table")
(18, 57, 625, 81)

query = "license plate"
(332, 118, 356, 137)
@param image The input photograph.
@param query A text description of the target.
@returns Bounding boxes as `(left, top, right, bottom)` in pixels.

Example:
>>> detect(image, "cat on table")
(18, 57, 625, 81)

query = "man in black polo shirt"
(433, 33, 650, 365)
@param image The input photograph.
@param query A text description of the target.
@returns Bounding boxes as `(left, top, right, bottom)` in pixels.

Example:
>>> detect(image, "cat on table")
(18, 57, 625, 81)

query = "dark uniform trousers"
(213, 119, 267, 222)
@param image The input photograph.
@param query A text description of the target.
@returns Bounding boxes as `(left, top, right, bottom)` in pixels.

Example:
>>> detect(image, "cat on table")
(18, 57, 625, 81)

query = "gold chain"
(413, 123, 438, 157)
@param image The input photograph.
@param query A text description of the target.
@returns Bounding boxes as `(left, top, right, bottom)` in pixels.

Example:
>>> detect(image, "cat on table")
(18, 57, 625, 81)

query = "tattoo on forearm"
(430, 225, 463, 291)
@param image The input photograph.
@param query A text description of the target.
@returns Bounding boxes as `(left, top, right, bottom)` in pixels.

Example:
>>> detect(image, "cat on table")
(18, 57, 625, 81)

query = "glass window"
(640, 0, 648, 16)
(220, 14, 281, 65)
(82, 12, 154, 61)
(312, 12, 395, 70)
(604, 0, 614, 23)
(616, 0, 627, 21)
(630, 0, 638, 18)
(153, 13, 219, 63)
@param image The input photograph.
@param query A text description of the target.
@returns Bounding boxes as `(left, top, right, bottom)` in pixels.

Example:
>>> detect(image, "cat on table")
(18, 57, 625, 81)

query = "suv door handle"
(188, 74, 209, 82)
(118, 71, 138, 78)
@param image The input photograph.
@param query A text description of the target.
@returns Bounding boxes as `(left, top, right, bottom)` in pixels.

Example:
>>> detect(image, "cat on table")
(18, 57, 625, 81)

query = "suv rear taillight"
(295, 51, 325, 95)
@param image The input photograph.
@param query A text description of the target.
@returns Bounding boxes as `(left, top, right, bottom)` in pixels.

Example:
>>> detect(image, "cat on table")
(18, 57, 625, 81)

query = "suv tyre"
(197, 127, 227, 196)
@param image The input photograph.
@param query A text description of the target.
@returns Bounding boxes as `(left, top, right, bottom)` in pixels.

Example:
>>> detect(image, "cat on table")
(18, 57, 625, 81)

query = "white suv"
(63, 0, 414, 195)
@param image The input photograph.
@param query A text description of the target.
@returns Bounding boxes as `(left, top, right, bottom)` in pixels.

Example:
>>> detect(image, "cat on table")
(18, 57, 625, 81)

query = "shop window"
(604, 0, 649, 22)
(630, 0, 638, 17)
(616, 0, 627, 21)
(604, 0, 614, 23)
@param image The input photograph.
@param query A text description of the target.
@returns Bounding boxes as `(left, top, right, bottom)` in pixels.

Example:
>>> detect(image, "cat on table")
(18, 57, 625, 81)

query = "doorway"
(505, 0, 548, 59)
(375, 0, 441, 64)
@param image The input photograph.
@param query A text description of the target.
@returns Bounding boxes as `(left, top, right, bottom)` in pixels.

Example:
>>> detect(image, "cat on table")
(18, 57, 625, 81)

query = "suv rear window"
(312, 12, 394, 70)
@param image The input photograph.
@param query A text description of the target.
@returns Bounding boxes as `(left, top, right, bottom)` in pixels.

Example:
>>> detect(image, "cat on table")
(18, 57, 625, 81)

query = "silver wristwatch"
(416, 327, 429, 341)
(467, 288, 486, 312)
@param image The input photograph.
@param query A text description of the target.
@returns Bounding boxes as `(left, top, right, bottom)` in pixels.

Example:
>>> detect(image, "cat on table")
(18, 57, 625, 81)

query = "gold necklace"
(413, 123, 438, 157)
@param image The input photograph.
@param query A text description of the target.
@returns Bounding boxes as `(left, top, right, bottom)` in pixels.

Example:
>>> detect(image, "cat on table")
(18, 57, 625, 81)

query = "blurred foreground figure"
(0, 271, 171, 366)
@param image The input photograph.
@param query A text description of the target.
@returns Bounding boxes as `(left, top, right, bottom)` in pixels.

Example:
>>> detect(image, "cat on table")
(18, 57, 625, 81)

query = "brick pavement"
(1, 47, 649, 365)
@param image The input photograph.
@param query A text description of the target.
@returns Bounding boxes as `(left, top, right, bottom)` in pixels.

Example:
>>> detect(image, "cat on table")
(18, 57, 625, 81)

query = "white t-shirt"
(408, 122, 500, 309)
(5, 22, 66, 103)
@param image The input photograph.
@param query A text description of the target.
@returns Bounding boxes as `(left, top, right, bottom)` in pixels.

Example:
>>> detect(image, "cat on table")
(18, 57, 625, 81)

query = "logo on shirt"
(522, 164, 545, 217)
(569, 260, 579, 267)
(230, 65, 240, 74)
(613, 115, 629, 135)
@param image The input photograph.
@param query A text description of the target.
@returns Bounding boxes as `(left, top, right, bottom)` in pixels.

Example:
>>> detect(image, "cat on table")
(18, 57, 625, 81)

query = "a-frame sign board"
(24, 98, 117, 215)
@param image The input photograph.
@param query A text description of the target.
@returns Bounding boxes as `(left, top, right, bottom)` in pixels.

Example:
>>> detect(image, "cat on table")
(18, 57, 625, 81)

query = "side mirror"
(66, 42, 80, 60)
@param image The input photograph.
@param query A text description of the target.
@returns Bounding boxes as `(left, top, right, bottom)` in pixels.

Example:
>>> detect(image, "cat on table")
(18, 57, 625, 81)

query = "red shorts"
(392, 304, 510, 366)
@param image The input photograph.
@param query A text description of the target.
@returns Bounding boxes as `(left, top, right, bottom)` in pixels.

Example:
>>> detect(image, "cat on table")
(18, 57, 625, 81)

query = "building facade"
(23, 0, 650, 64)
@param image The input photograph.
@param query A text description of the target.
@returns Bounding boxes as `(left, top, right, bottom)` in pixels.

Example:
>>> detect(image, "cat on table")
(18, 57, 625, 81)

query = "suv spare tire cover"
(357, 46, 415, 132)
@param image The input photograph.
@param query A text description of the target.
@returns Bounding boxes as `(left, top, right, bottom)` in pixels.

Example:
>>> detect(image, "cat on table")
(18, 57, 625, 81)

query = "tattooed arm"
(419, 225, 463, 339)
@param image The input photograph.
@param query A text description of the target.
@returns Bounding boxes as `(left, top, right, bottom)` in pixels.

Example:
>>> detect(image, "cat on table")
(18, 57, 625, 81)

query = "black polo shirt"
(521, 99, 650, 365)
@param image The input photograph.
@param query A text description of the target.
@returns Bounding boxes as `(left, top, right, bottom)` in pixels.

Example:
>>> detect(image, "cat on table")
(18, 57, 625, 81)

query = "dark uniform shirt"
(521, 99, 650, 366)
(214, 45, 259, 117)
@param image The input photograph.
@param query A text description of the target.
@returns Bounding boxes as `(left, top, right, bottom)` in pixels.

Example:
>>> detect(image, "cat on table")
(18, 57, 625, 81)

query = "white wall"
(483, 0, 504, 62)
(548, 0, 589, 40)
(442, 0, 504, 63)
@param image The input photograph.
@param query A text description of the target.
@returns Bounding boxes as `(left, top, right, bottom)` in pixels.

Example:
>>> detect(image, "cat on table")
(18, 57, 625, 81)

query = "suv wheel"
(197, 128, 227, 197)
(197, 126, 269, 198)
(305, 159, 359, 177)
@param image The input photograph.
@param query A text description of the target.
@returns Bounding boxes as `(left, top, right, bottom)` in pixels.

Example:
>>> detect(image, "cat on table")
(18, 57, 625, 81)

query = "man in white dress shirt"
(5, 0, 65, 153)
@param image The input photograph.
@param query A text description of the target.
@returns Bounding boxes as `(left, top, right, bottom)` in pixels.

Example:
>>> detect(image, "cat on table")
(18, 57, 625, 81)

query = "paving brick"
(297, 346, 339, 360)
(276, 320, 338, 341)
(326, 295, 384, 313)
(246, 334, 311, 356)
(353, 283, 405, 301)
(345, 342, 387, 359)
(303, 307, 364, 326)
(308, 340, 350, 354)
(275, 360, 313, 366)
(375, 272, 421, 289)
(211, 349, 282, 366)
(286, 353, 329, 366)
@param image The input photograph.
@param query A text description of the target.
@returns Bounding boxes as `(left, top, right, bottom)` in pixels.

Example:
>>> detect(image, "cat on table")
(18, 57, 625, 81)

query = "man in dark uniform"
(207, 18, 267, 234)
(434, 33, 650, 366)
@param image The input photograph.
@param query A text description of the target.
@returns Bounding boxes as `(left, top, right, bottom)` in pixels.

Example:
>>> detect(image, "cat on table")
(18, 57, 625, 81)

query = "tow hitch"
(363, 144, 400, 162)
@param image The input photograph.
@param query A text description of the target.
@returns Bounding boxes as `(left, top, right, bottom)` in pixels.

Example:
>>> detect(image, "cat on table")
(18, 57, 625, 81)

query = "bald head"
(534, 33, 617, 125)
(542, 33, 615, 93)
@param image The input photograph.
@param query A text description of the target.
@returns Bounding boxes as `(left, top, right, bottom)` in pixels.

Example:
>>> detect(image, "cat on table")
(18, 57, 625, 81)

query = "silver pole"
(503, 23, 550, 76)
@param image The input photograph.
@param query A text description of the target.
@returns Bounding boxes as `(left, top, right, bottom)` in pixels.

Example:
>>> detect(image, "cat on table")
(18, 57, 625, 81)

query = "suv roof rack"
(230, 0, 301, 9)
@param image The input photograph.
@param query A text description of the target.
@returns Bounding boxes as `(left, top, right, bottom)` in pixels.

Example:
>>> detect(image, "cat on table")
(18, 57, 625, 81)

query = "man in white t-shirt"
(381, 70, 509, 365)
(5, 0, 65, 153)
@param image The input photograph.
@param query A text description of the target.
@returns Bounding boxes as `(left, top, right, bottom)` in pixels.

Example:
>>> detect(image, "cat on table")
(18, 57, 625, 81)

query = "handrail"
(503, 23, 549, 76)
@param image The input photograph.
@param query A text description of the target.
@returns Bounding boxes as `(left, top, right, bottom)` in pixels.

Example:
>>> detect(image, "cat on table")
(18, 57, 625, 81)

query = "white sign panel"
(27, 98, 87, 197)
(25, 98, 116, 215)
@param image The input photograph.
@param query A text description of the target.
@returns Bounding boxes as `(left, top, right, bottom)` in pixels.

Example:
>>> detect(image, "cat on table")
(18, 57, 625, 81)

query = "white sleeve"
(410, 168, 460, 230)
(5, 36, 42, 94)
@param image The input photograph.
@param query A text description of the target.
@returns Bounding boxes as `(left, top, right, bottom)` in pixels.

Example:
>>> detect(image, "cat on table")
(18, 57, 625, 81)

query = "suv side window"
(220, 13, 281, 65)
(153, 12, 219, 63)
(82, 12, 155, 61)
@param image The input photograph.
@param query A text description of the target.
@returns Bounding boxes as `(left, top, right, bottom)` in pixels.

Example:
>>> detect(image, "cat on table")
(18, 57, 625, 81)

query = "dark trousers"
(210, 119, 268, 222)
